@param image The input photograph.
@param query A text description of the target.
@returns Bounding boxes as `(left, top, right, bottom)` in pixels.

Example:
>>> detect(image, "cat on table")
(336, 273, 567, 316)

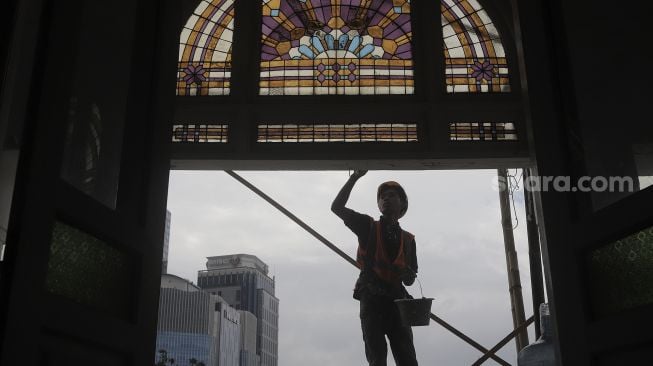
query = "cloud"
(166, 170, 538, 365)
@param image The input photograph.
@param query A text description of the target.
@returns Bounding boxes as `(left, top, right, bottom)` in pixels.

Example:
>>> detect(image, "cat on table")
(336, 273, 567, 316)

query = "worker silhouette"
(331, 170, 419, 366)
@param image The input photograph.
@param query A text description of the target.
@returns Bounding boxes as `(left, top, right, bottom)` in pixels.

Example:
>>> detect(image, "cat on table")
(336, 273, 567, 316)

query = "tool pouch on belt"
(353, 274, 364, 301)
(353, 270, 408, 300)
(353, 271, 380, 300)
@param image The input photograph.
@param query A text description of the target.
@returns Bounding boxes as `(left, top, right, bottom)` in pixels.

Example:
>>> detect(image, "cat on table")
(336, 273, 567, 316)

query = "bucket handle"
(406, 267, 425, 298)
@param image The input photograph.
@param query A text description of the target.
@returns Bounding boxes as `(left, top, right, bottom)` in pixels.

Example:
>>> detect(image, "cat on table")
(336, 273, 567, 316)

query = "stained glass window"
(260, 0, 414, 96)
(449, 122, 517, 141)
(257, 123, 417, 142)
(172, 124, 229, 143)
(177, 0, 235, 96)
(441, 0, 510, 93)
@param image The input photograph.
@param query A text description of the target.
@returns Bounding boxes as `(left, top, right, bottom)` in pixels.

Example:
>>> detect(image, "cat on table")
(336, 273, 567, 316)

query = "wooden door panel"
(0, 0, 171, 365)
(515, 0, 653, 364)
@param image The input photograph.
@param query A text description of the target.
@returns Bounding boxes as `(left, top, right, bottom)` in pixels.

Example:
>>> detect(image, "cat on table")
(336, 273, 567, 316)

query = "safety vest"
(356, 219, 415, 287)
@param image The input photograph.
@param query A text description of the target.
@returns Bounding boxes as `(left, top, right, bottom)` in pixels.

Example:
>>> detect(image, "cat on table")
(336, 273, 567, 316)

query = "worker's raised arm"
(331, 170, 367, 219)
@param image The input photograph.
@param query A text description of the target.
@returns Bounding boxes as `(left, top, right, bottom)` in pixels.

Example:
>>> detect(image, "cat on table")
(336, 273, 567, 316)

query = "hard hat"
(377, 181, 408, 218)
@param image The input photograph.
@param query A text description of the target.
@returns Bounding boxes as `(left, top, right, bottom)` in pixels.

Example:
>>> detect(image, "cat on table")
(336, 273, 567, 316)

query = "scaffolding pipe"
(523, 168, 546, 338)
(225, 170, 511, 366)
(497, 168, 529, 352)
(471, 315, 535, 366)
(225, 170, 357, 268)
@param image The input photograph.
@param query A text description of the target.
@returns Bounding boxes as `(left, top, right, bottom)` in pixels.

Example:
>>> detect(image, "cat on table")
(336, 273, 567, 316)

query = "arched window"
(177, 0, 235, 96)
(172, 0, 522, 147)
(441, 0, 510, 93)
(176, 0, 512, 96)
(259, 0, 413, 95)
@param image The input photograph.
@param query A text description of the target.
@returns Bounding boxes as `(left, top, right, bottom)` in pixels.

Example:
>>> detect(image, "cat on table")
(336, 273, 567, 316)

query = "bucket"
(394, 297, 434, 327)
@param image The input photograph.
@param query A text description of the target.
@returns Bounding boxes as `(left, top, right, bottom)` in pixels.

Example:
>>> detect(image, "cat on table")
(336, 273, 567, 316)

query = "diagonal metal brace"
(225, 170, 357, 268)
(225, 170, 511, 366)
(472, 315, 535, 366)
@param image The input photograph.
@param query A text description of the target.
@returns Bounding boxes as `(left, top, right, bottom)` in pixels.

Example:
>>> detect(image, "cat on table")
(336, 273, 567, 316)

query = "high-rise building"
(162, 210, 171, 274)
(238, 310, 260, 366)
(198, 254, 279, 366)
(218, 302, 241, 366)
(156, 274, 241, 366)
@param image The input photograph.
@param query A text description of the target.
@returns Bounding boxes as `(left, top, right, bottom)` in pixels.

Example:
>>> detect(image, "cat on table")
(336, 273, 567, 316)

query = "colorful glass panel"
(177, 0, 234, 96)
(441, 0, 510, 93)
(172, 124, 229, 143)
(449, 122, 517, 141)
(260, 0, 414, 95)
(257, 123, 418, 142)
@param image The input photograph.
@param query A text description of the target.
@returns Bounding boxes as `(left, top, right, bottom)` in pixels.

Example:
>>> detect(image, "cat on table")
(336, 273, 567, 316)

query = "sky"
(165, 169, 543, 365)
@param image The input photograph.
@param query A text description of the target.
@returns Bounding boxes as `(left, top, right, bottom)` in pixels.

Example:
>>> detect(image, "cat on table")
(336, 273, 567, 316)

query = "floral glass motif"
(260, 0, 414, 95)
(177, 0, 235, 96)
(441, 0, 510, 93)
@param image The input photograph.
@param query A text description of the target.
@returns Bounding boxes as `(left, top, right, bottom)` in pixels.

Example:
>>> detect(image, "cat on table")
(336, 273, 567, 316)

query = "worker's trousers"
(360, 293, 418, 366)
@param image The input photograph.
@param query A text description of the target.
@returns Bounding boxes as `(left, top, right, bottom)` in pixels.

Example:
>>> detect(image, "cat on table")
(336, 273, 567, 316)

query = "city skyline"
(198, 254, 279, 366)
(156, 273, 241, 366)
(157, 254, 279, 366)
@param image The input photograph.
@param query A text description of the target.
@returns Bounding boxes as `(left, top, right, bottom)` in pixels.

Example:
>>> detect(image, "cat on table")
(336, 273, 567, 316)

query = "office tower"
(218, 302, 241, 366)
(156, 274, 240, 366)
(198, 254, 279, 366)
(238, 310, 260, 366)
(162, 210, 171, 274)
